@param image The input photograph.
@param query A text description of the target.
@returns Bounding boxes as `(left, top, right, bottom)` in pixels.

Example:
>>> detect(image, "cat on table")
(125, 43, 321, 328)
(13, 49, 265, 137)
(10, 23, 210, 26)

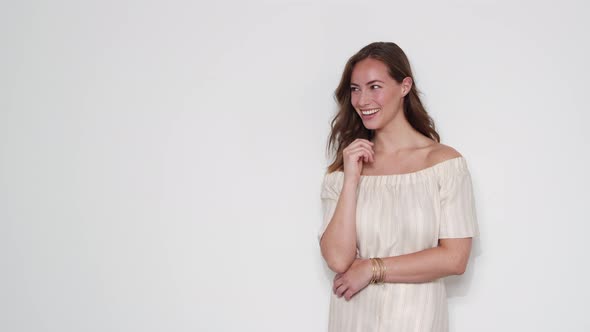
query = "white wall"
(2, 0, 589, 331)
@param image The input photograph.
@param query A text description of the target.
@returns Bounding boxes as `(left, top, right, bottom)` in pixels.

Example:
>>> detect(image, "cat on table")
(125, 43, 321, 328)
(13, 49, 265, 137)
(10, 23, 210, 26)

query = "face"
(350, 58, 411, 130)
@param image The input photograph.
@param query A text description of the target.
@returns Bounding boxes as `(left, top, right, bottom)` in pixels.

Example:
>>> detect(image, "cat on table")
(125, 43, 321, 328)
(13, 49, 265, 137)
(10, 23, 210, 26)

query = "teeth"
(361, 108, 380, 115)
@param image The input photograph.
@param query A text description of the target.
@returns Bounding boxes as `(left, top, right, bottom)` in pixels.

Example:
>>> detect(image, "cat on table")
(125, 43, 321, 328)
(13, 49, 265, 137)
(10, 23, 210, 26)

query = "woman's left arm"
(380, 237, 472, 282)
(332, 238, 472, 300)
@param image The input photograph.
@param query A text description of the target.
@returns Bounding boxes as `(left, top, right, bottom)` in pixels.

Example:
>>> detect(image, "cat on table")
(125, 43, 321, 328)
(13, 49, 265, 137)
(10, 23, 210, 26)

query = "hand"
(342, 139, 375, 183)
(332, 258, 373, 301)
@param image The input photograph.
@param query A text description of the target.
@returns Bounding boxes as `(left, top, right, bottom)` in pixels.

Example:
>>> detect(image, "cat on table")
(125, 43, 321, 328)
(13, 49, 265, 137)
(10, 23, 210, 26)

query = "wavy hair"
(326, 42, 440, 173)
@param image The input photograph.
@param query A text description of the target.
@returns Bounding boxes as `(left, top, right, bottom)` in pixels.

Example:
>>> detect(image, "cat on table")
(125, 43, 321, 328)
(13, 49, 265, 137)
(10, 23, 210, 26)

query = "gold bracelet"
(373, 257, 381, 283)
(369, 258, 378, 284)
(375, 257, 386, 283)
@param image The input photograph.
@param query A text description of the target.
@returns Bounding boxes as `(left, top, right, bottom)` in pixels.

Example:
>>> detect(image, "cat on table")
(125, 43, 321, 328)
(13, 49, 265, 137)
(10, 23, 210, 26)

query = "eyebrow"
(350, 80, 384, 86)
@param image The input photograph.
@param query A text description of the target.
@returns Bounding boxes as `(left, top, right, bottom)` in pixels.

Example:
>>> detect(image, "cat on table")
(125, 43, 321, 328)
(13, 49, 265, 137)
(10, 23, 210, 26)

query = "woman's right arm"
(319, 177, 360, 273)
(319, 138, 374, 273)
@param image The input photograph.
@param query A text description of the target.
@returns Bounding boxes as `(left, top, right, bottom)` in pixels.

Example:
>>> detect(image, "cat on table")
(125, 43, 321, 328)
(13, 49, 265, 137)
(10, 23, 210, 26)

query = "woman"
(318, 42, 479, 332)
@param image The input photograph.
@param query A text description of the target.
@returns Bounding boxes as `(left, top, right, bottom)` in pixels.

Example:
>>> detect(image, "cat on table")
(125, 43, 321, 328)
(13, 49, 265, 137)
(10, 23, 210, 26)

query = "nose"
(357, 89, 371, 107)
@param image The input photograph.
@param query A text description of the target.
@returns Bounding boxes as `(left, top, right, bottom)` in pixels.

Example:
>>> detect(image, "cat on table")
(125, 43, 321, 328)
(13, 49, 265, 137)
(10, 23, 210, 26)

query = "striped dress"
(318, 156, 479, 332)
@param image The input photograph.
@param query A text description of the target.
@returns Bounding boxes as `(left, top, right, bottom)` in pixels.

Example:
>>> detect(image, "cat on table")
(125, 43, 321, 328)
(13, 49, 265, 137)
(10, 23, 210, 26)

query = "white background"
(2, 0, 589, 331)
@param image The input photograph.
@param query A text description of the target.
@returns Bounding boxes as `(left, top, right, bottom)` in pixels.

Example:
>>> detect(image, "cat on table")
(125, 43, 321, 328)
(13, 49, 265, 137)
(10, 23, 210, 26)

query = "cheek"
(350, 93, 358, 105)
(373, 90, 387, 105)
(376, 90, 397, 106)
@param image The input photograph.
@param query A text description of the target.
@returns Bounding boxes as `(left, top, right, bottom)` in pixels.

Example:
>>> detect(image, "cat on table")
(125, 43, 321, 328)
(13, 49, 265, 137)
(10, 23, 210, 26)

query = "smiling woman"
(318, 42, 480, 332)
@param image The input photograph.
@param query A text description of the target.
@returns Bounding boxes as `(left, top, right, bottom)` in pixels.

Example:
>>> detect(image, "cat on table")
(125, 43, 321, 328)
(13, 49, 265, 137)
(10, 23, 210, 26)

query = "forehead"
(351, 58, 391, 83)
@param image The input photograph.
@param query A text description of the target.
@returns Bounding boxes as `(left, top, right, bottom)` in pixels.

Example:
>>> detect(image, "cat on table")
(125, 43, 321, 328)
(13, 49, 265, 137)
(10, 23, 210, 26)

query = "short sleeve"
(438, 161, 480, 239)
(318, 175, 340, 244)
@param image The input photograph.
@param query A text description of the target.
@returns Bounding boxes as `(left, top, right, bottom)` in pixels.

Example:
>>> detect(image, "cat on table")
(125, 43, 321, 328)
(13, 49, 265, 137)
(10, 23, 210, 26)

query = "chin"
(363, 123, 380, 130)
(362, 116, 383, 127)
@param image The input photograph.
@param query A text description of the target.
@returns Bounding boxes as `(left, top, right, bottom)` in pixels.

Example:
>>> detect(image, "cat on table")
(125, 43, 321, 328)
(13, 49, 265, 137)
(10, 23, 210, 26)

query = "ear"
(401, 77, 413, 96)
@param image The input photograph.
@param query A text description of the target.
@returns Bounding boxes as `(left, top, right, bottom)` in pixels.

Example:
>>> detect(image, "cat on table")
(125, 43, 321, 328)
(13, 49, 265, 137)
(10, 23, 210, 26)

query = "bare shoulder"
(427, 143, 463, 165)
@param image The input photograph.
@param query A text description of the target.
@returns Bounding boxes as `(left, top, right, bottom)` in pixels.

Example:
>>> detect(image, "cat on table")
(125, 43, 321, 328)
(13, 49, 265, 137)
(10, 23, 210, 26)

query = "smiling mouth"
(360, 108, 380, 116)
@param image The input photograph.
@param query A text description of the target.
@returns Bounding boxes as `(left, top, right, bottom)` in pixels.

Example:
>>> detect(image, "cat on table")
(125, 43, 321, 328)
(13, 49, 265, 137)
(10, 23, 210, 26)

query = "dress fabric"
(318, 156, 479, 332)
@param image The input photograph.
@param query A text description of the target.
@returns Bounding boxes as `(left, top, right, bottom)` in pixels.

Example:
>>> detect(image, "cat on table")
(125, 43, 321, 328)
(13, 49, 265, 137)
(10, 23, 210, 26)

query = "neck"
(372, 110, 431, 154)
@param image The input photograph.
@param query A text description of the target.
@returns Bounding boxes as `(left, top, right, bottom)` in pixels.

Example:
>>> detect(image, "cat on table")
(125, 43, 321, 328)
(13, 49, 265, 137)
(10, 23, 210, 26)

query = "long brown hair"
(325, 42, 440, 173)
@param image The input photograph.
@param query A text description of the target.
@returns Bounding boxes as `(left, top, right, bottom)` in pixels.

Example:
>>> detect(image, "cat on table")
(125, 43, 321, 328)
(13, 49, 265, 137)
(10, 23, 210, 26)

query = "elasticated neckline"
(324, 156, 467, 186)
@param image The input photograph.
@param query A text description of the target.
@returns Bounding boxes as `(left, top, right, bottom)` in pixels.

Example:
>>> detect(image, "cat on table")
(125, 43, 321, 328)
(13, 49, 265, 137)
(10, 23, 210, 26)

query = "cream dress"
(318, 156, 479, 332)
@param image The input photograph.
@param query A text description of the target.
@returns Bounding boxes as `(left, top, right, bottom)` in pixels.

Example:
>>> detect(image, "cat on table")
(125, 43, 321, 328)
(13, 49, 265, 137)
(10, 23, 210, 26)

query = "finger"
(352, 138, 374, 146)
(357, 145, 375, 160)
(332, 280, 342, 293)
(344, 145, 369, 157)
(347, 141, 374, 156)
(333, 273, 342, 282)
(344, 289, 355, 301)
(347, 147, 374, 163)
(350, 139, 375, 152)
(332, 277, 346, 293)
(333, 278, 348, 296)
(360, 138, 374, 146)
(335, 284, 348, 297)
(347, 146, 372, 158)
(345, 143, 374, 158)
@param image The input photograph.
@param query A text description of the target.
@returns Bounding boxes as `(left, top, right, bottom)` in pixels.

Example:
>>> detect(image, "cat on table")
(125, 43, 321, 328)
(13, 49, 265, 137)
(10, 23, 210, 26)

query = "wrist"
(354, 259, 372, 285)
(369, 257, 387, 284)
(342, 178, 359, 190)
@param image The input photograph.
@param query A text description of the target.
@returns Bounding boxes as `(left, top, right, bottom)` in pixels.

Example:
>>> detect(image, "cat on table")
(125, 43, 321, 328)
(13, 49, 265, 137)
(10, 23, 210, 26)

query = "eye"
(371, 85, 381, 89)
(350, 86, 359, 92)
